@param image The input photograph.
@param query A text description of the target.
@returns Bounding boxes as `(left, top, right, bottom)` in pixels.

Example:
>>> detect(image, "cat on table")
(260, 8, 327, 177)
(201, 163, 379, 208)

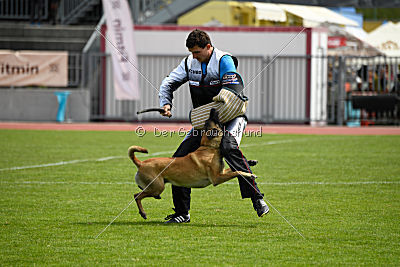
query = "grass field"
(0, 128, 399, 265)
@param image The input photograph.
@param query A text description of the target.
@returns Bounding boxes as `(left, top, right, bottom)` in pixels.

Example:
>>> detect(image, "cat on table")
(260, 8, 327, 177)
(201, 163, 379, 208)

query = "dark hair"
(186, 29, 212, 49)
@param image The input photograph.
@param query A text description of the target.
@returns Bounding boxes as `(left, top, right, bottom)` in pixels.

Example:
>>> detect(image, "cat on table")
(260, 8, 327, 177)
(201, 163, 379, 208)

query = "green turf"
(0, 129, 399, 265)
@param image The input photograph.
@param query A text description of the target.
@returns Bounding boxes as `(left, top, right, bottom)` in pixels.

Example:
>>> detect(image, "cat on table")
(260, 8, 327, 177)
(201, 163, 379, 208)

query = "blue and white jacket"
(159, 47, 242, 109)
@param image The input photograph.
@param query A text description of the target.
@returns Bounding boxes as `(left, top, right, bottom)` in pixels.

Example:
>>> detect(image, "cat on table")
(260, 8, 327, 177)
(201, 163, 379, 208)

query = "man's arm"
(159, 57, 188, 117)
(220, 55, 246, 98)
(219, 55, 236, 79)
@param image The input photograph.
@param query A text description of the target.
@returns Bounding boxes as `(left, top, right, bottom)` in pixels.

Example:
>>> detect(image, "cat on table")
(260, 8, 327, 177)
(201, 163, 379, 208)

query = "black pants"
(30, 0, 44, 23)
(49, 0, 59, 25)
(171, 128, 263, 215)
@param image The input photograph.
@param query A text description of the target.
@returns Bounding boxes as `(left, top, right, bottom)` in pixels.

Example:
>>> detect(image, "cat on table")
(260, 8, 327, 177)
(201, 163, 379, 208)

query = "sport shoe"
(252, 198, 269, 217)
(164, 211, 190, 223)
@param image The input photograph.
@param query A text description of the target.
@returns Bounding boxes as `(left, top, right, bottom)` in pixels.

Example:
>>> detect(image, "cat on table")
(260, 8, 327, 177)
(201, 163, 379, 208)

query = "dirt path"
(1, 121, 399, 135)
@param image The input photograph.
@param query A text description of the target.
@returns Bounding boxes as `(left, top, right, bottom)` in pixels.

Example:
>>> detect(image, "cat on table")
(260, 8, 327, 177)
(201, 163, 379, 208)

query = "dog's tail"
(128, 146, 148, 167)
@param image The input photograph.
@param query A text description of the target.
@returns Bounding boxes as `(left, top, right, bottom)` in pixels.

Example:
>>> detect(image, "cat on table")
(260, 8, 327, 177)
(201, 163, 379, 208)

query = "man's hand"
(161, 104, 172, 118)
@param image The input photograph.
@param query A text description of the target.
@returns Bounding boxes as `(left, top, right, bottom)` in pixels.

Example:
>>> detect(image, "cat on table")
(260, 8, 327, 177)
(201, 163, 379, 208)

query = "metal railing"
(0, 0, 190, 25)
(0, 0, 48, 20)
(58, 0, 101, 25)
(132, 0, 171, 23)
(3, 51, 399, 125)
(81, 53, 330, 123)
(342, 56, 400, 125)
(81, 53, 399, 125)
(68, 53, 83, 87)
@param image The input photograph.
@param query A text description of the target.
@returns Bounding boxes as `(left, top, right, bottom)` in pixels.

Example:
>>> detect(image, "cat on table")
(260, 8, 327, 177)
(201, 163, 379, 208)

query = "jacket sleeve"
(219, 55, 237, 79)
(159, 57, 188, 107)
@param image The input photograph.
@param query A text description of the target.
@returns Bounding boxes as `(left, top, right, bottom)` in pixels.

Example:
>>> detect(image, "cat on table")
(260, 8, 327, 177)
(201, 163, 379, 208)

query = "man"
(49, 0, 60, 25)
(30, 0, 44, 25)
(159, 29, 269, 223)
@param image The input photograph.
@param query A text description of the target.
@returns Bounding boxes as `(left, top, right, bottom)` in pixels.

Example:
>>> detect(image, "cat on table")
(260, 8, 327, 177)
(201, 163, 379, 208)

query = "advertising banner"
(0, 50, 68, 87)
(102, 0, 140, 100)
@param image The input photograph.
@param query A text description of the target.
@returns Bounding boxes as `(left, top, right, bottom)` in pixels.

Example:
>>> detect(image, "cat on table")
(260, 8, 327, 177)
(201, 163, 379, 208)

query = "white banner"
(0, 50, 68, 87)
(102, 0, 140, 100)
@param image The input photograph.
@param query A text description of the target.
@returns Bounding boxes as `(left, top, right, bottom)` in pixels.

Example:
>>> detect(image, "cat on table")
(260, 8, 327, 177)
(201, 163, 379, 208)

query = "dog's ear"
(209, 108, 218, 118)
(206, 128, 220, 140)
(209, 108, 221, 126)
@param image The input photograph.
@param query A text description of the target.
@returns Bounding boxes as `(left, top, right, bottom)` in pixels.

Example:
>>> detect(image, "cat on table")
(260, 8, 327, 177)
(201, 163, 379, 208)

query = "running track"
(0, 122, 399, 135)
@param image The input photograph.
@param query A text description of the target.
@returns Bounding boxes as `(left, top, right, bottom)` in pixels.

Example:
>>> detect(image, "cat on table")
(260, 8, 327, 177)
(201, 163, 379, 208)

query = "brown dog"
(128, 109, 256, 219)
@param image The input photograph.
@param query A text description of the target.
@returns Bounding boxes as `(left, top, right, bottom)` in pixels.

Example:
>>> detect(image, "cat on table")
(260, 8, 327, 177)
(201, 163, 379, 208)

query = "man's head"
(186, 29, 213, 63)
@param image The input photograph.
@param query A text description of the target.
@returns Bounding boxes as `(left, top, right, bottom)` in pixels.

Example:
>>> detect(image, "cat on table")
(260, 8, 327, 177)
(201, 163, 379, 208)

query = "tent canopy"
(252, 2, 286, 22)
(252, 3, 359, 27)
(279, 4, 359, 27)
(365, 22, 400, 57)
(327, 25, 383, 56)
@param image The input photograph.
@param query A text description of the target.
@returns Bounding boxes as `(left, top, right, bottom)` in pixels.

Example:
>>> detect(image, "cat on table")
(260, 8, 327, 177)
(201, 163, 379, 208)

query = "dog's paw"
(139, 211, 147, 220)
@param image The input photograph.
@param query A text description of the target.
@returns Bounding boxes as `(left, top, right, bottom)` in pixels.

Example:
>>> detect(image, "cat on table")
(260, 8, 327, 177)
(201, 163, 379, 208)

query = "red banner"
(328, 37, 347, 48)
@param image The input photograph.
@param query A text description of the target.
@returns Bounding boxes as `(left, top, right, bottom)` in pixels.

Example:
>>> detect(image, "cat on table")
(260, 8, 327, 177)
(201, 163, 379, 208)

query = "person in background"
(49, 0, 60, 25)
(30, 0, 44, 25)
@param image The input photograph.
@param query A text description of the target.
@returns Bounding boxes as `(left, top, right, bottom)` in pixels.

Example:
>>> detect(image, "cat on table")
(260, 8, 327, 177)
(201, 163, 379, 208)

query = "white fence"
(85, 53, 325, 124)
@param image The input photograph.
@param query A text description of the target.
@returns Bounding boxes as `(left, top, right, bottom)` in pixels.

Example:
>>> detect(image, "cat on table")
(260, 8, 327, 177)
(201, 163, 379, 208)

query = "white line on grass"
(0, 150, 175, 172)
(0, 159, 95, 171)
(0, 181, 400, 186)
(0, 139, 297, 172)
(2, 180, 399, 186)
(240, 139, 294, 148)
(0, 181, 134, 185)
(251, 181, 400, 186)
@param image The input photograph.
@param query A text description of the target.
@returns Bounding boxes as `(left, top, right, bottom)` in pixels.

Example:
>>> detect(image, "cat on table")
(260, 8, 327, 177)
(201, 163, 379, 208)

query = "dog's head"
(201, 108, 223, 147)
